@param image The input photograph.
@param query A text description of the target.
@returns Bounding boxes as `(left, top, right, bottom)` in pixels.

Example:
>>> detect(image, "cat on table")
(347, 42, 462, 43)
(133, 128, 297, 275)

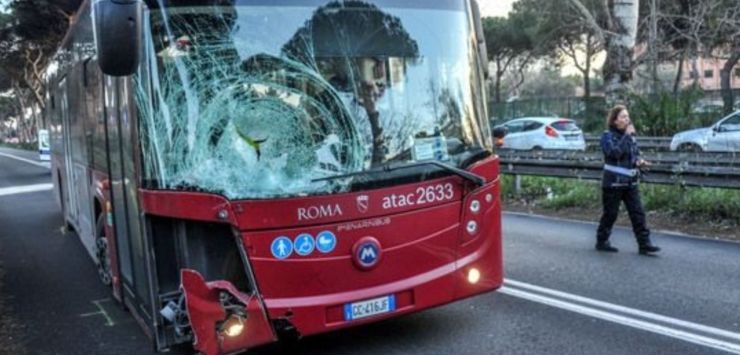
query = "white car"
(494, 117, 586, 150)
(670, 111, 740, 152)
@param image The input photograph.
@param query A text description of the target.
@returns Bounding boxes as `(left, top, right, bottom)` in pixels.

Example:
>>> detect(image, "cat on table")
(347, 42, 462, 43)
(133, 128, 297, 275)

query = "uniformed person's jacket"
(600, 127, 640, 189)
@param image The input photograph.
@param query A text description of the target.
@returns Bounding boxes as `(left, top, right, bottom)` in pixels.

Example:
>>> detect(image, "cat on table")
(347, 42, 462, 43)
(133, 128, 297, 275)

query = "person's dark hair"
(606, 105, 627, 129)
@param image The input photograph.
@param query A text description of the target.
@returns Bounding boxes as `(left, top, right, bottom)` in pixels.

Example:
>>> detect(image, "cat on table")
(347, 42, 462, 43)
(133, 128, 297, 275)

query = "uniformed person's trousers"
(596, 187, 651, 245)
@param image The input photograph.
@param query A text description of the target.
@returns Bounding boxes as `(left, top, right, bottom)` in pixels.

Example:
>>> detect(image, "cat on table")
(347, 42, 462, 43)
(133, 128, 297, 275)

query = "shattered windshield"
(136, 1, 491, 199)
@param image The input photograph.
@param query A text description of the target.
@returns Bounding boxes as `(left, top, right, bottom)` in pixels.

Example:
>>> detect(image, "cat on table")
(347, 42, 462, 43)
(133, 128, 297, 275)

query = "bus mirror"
(92, 0, 143, 76)
(471, 0, 489, 79)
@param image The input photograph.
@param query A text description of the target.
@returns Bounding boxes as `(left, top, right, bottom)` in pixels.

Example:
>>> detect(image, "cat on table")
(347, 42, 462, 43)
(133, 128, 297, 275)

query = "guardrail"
(584, 135, 672, 151)
(497, 149, 740, 189)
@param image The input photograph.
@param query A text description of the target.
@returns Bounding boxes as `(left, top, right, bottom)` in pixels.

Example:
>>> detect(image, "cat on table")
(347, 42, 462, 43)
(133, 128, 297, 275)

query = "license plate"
(565, 135, 580, 141)
(344, 295, 396, 321)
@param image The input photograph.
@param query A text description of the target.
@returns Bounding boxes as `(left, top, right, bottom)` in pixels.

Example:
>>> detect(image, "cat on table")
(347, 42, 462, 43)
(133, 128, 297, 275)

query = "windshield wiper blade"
(312, 160, 486, 187)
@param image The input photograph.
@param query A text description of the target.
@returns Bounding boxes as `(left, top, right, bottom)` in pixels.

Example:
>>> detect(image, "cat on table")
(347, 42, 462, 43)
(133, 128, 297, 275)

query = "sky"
(479, 0, 516, 18)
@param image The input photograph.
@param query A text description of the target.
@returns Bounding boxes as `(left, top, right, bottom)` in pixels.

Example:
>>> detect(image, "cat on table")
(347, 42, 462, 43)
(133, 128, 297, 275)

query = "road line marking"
(0, 152, 50, 169)
(79, 298, 115, 327)
(0, 183, 53, 197)
(499, 286, 740, 354)
(505, 278, 740, 342)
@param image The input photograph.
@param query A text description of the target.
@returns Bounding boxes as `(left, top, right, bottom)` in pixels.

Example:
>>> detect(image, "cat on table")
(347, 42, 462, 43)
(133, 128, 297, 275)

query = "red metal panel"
(181, 270, 276, 355)
(140, 156, 503, 345)
(233, 176, 465, 230)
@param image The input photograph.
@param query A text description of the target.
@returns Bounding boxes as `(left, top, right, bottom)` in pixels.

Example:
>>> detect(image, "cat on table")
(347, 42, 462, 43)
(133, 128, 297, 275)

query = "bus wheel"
(95, 214, 112, 286)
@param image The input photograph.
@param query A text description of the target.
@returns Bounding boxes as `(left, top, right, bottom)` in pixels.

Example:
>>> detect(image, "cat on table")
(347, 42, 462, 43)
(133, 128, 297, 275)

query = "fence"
(584, 135, 672, 151)
(497, 149, 740, 189)
(489, 92, 740, 136)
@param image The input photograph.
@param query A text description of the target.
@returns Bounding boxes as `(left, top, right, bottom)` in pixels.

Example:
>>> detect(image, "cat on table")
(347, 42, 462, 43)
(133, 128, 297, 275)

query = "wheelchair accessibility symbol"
(294, 233, 315, 256)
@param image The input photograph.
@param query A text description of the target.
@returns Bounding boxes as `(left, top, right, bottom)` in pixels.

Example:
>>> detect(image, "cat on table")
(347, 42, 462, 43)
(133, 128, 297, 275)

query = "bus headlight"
(470, 200, 480, 213)
(220, 314, 245, 337)
(467, 268, 481, 284)
(466, 220, 478, 234)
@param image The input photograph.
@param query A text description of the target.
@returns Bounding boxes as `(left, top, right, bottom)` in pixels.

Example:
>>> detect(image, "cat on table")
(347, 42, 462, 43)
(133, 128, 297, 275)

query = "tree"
(513, 0, 606, 99)
(0, 0, 82, 141)
(650, 0, 740, 113)
(482, 16, 535, 103)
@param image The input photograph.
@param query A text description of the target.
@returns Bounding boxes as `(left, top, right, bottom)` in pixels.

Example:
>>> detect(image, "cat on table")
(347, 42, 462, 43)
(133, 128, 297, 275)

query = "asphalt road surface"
(2, 147, 739, 355)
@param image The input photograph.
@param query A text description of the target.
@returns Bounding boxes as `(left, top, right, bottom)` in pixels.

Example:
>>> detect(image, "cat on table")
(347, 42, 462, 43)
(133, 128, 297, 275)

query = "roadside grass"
(0, 142, 36, 151)
(502, 175, 740, 225)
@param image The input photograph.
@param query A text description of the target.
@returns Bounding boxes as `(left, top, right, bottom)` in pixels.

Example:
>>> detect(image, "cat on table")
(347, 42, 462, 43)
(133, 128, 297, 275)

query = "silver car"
(494, 117, 586, 150)
(670, 111, 740, 152)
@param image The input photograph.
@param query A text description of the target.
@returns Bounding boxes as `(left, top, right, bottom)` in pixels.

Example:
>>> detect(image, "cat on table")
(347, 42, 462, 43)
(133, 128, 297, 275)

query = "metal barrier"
(497, 149, 740, 189)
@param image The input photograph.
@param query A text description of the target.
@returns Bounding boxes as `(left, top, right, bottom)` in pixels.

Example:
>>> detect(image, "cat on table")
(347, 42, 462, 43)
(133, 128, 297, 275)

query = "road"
(1, 146, 739, 355)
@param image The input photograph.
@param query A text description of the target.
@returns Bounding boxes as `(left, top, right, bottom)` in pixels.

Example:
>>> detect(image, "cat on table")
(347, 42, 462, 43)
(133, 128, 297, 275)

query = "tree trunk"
(720, 50, 740, 115)
(495, 59, 503, 103)
(603, 0, 639, 106)
(584, 57, 592, 99)
(673, 50, 686, 95)
(583, 35, 592, 99)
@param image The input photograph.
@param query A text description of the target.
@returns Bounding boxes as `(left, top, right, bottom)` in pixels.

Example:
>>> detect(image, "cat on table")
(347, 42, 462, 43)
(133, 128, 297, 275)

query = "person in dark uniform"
(595, 105, 661, 255)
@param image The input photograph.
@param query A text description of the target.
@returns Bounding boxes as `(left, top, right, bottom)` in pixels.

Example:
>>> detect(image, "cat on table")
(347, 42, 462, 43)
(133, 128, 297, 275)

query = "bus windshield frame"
(136, 1, 491, 200)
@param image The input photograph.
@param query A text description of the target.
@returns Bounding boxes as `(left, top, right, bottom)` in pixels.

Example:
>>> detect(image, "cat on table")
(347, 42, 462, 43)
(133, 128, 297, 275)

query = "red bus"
(46, 0, 501, 353)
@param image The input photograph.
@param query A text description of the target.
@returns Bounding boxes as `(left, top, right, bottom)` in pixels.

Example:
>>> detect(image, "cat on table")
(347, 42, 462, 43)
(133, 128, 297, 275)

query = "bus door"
(104, 75, 154, 326)
(58, 78, 79, 226)
(70, 65, 95, 256)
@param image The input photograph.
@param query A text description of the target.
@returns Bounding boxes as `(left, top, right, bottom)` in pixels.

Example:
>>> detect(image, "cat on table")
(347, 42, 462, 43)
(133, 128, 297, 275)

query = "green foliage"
(0, 141, 35, 150)
(541, 180, 600, 209)
(502, 176, 740, 225)
(628, 88, 718, 136)
(642, 185, 740, 222)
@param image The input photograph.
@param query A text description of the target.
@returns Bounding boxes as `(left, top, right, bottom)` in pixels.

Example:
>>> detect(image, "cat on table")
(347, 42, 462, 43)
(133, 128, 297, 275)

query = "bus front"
(134, 0, 501, 353)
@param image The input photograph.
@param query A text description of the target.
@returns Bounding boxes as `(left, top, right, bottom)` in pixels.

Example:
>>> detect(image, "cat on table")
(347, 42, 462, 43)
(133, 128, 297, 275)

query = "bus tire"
(95, 213, 113, 287)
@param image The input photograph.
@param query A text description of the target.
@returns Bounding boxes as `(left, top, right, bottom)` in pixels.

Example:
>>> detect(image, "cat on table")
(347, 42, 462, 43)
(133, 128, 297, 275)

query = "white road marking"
(0, 183, 53, 197)
(501, 281, 740, 354)
(505, 279, 740, 342)
(0, 151, 50, 169)
(79, 298, 115, 327)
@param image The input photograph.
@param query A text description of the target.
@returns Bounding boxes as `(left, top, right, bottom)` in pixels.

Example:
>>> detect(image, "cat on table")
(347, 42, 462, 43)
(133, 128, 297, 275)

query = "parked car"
(670, 111, 740, 152)
(493, 117, 586, 150)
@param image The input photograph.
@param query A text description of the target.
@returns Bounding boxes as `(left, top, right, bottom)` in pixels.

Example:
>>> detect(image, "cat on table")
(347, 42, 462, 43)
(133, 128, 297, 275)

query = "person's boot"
(637, 234, 660, 255)
(595, 241, 619, 252)
(639, 243, 661, 255)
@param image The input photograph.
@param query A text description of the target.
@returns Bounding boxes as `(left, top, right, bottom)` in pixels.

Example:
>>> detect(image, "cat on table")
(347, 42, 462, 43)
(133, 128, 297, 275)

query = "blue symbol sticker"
(357, 242, 380, 267)
(294, 233, 315, 256)
(271, 236, 293, 259)
(316, 231, 337, 254)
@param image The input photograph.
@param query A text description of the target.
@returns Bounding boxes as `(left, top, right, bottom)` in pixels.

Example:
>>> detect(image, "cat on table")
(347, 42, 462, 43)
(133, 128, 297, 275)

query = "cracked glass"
(136, 1, 491, 199)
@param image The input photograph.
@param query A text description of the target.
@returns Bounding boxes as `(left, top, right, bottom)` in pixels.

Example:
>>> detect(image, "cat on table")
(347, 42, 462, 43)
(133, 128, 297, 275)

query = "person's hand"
(637, 159, 651, 167)
(625, 124, 636, 136)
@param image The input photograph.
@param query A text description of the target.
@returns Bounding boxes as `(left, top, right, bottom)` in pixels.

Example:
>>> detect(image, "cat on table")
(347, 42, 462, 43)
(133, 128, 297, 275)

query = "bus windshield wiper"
(312, 160, 486, 187)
